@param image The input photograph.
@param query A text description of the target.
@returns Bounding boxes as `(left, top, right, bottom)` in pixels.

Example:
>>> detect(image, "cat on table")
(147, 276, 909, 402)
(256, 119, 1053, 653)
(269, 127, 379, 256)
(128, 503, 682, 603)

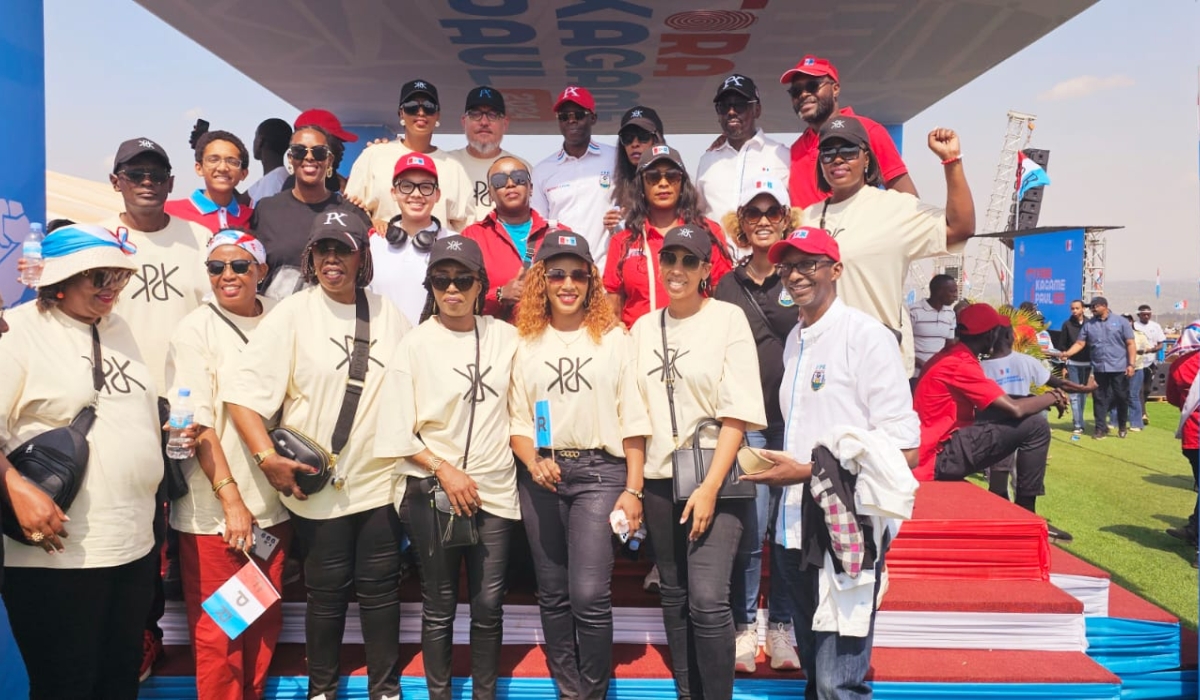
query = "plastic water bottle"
(19, 223, 44, 287)
(609, 509, 630, 543)
(627, 524, 647, 553)
(166, 389, 195, 459)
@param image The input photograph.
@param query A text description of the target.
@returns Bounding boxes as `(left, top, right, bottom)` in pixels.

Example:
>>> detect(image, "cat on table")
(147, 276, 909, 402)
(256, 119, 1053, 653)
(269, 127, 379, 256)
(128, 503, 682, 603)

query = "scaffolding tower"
(1083, 227, 1107, 302)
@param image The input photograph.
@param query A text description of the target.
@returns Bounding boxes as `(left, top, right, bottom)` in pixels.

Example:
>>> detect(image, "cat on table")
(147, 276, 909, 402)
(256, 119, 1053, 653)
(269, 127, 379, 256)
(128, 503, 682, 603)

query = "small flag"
(202, 561, 281, 639)
(535, 400, 552, 449)
(1156, 269, 1161, 299)
(1175, 300, 1189, 310)
(1016, 152, 1051, 201)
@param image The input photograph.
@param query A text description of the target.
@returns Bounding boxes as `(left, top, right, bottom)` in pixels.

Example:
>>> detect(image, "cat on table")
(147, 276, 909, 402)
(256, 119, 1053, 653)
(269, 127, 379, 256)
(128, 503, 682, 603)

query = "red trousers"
(177, 524, 292, 700)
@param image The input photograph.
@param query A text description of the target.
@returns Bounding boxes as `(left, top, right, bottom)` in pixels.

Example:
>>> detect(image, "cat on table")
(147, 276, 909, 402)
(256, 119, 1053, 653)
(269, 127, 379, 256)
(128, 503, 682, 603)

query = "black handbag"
(427, 322, 482, 551)
(1, 324, 102, 544)
(660, 310, 756, 503)
(270, 294, 370, 495)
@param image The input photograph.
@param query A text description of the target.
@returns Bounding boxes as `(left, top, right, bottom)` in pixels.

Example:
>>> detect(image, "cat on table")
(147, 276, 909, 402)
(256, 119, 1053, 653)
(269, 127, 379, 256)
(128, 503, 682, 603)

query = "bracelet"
(941, 155, 962, 165)
(427, 456, 445, 474)
(624, 487, 644, 501)
(495, 287, 504, 304)
(212, 476, 237, 497)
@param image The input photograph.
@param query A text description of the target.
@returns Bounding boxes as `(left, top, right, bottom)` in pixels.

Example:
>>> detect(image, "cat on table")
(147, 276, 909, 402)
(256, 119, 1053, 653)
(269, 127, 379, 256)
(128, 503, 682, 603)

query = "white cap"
(738, 176, 790, 209)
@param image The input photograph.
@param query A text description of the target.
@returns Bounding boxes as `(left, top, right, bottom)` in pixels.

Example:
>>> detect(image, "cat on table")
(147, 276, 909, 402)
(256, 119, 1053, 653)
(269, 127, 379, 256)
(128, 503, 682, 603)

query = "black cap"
(818, 115, 870, 149)
(399, 79, 439, 107)
(308, 206, 370, 252)
(1089, 296, 1109, 308)
(619, 106, 663, 137)
(533, 229, 593, 265)
(636, 144, 686, 174)
(428, 236, 484, 273)
(465, 86, 505, 113)
(661, 225, 711, 262)
(113, 137, 171, 173)
(714, 74, 759, 102)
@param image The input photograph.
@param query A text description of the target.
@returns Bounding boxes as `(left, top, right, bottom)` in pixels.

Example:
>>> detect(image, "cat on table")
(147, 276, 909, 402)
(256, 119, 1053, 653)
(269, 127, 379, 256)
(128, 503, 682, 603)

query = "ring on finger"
(28, 531, 45, 543)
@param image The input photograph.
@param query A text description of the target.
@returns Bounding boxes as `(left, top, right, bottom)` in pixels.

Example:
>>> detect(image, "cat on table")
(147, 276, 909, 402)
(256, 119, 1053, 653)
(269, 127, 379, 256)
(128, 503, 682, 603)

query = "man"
(446, 86, 516, 213)
(909, 274, 958, 375)
(696, 74, 790, 258)
(1134, 304, 1167, 421)
(1060, 297, 1136, 439)
(915, 303, 1072, 540)
(246, 118, 292, 205)
(743, 226, 919, 700)
(531, 86, 618, 269)
(1055, 299, 1092, 434)
(164, 130, 254, 232)
(780, 55, 916, 209)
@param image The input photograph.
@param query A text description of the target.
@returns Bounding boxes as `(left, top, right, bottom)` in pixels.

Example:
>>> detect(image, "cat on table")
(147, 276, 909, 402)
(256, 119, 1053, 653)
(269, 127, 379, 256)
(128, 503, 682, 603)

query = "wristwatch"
(624, 487, 644, 501)
(252, 448, 276, 466)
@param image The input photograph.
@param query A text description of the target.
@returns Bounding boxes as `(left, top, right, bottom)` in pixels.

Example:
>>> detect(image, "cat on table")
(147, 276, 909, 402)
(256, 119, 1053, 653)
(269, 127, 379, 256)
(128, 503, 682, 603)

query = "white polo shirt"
(775, 298, 920, 550)
(908, 298, 957, 365)
(531, 141, 618, 269)
(1133, 319, 1166, 347)
(368, 224, 458, 326)
(696, 128, 791, 259)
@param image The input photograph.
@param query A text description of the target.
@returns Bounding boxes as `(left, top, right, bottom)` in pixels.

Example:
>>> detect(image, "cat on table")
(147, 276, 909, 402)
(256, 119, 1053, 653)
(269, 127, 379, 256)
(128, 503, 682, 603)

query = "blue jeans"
(732, 427, 796, 627)
(1066, 364, 1091, 431)
(1127, 368, 1145, 429)
(0, 597, 28, 700)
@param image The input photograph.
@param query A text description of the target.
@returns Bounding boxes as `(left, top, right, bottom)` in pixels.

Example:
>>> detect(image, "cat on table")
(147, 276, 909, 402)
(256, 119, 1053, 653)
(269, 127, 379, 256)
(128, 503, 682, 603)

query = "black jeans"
(1184, 449, 1199, 539)
(4, 550, 156, 700)
(1093, 370, 1131, 432)
(518, 452, 626, 700)
(291, 505, 404, 700)
(935, 411, 1050, 500)
(644, 477, 748, 700)
(407, 476, 515, 700)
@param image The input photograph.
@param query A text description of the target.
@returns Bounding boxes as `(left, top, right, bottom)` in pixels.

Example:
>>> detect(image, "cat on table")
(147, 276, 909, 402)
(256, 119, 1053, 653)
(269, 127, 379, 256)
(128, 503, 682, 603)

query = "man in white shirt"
(446, 87, 516, 214)
(909, 274, 958, 376)
(696, 74, 791, 259)
(744, 226, 919, 700)
(1134, 304, 1167, 422)
(246, 118, 292, 205)
(531, 86, 618, 269)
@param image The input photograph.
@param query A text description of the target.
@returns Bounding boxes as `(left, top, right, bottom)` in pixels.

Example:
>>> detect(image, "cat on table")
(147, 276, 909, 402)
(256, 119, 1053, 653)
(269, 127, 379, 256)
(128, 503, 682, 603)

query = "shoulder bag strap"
(461, 322, 481, 471)
(660, 309, 679, 444)
(90, 323, 103, 392)
(737, 278, 775, 337)
(207, 302, 250, 344)
(330, 293, 371, 457)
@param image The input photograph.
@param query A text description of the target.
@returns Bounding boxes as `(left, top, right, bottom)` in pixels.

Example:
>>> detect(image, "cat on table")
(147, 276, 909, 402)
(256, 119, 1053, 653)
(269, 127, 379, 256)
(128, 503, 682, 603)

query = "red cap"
(553, 85, 596, 112)
(294, 108, 359, 143)
(956, 304, 1005, 335)
(768, 227, 841, 264)
(392, 152, 438, 182)
(779, 55, 840, 84)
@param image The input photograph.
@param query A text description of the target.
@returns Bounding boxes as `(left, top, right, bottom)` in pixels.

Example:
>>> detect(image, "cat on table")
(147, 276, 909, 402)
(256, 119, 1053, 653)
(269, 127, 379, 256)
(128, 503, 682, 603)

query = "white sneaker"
(765, 622, 801, 671)
(642, 565, 661, 594)
(734, 626, 759, 673)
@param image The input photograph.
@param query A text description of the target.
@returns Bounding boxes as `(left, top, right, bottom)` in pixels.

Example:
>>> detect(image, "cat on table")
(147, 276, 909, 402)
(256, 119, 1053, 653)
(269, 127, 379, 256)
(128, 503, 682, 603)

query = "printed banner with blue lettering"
(1013, 229, 1085, 328)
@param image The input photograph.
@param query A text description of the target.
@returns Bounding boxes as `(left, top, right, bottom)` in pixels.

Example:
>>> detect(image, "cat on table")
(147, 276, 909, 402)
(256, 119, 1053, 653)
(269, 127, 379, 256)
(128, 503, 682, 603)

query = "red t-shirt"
(912, 343, 1006, 480)
(1167, 350, 1200, 449)
(164, 189, 253, 234)
(788, 107, 910, 209)
(602, 218, 732, 329)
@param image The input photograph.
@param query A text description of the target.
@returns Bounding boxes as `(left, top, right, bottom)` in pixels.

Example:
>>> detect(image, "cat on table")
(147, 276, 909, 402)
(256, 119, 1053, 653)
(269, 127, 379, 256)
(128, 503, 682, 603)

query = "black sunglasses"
(545, 268, 591, 283)
(788, 79, 831, 99)
(642, 169, 684, 186)
(394, 180, 437, 196)
(818, 145, 863, 164)
(428, 274, 478, 292)
(78, 268, 134, 289)
(489, 169, 531, 189)
(658, 250, 703, 270)
(715, 99, 757, 114)
(314, 241, 354, 256)
(740, 205, 787, 224)
(401, 100, 439, 116)
(205, 260, 254, 276)
(287, 144, 330, 162)
(619, 128, 656, 146)
(119, 168, 171, 185)
(556, 109, 591, 122)
(775, 259, 835, 277)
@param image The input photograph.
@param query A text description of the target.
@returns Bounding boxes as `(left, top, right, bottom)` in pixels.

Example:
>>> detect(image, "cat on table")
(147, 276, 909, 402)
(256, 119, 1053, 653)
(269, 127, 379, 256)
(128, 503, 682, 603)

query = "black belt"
(537, 448, 619, 461)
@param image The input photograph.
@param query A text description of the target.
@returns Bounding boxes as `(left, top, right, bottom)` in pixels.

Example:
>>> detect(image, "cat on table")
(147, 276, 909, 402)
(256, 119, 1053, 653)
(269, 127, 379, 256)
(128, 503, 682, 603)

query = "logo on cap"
(139, 139, 157, 149)
(793, 229, 809, 239)
(630, 109, 643, 118)
(563, 86, 580, 98)
(722, 75, 744, 88)
(804, 57, 815, 65)
(408, 155, 426, 165)
(478, 88, 492, 97)
(830, 119, 845, 129)
(324, 212, 347, 226)
(414, 81, 428, 89)
(558, 235, 577, 246)
(651, 145, 671, 156)
(446, 240, 463, 251)
(676, 228, 694, 238)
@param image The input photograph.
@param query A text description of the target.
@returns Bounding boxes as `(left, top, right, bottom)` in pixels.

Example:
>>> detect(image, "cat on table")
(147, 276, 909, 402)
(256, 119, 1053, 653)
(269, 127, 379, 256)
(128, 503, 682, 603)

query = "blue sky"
(44, 1, 1200, 285)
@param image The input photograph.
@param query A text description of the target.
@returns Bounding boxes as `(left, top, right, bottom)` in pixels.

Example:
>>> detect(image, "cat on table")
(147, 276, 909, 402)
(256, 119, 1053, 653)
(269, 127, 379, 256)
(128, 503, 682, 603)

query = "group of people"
(5, 52, 1144, 700)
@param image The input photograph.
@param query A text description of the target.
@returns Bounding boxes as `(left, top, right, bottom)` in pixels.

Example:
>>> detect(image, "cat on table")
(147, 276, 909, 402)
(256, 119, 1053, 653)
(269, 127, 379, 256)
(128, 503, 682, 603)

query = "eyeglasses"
(401, 100, 439, 116)
(78, 268, 134, 289)
(428, 274, 478, 291)
(545, 268, 591, 283)
(556, 109, 591, 123)
(287, 144, 330, 162)
(641, 169, 684, 186)
(658, 250, 703, 270)
(314, 241, 354, 257)
(466, 109, 504, 122)
(715, 99, 757, 114)
(395, 180, 437, 196)
(205, 259, 254, 276)
(774, 259, 835, 277)
(818, 145, 863, 164)
(740, 205, 787, 224)
(488, 169, 532, 189)
(787, 79, 832, 99)
(619, 128, 656, 146)
(202, 154, 244, 169)
(118, 169, 171, 185)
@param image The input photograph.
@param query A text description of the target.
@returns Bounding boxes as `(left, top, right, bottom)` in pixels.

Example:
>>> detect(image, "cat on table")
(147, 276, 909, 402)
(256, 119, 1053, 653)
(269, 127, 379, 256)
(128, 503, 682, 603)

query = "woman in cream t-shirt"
(377, 237, 518, 700)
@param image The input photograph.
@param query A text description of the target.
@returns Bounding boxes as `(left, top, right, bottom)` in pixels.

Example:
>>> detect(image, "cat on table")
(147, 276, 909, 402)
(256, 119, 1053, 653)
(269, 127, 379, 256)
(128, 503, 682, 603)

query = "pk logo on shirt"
(649, 347, 689, 383)
(545, 357, 592, 394)
(87, 353, 147, 395)
(130, 263, 183, 303)
(455, 362, 498, 403)
(329, 336, 385, 370)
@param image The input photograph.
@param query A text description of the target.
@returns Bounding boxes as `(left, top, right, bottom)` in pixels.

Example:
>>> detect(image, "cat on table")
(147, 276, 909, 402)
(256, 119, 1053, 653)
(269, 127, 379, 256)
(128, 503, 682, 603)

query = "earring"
(435, 120, 441, 128)
(326, 166, 335, 180)
(699, 278, 709, 294)
(285, 159, 294, 175)
(55, 291, 64, 299)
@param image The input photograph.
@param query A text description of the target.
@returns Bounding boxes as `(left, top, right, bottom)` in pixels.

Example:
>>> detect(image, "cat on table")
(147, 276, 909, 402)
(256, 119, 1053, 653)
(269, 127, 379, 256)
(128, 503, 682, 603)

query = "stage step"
(1050, 547, 1112, 616)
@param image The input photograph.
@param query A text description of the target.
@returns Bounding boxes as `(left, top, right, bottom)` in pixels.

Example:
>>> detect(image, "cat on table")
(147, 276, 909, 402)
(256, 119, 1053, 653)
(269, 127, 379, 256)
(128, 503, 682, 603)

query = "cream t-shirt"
(220, 287, 412, 520)
(378, 316, 520, 520)
(343, 142, 476, 232)
(631, 300, 767, 480)
(446, 147, 517, 214)
(166, 298, 290, 534)
(509, 326, 651, 456)
(101, 215, 212, 395)
(0, 305, 162, 569)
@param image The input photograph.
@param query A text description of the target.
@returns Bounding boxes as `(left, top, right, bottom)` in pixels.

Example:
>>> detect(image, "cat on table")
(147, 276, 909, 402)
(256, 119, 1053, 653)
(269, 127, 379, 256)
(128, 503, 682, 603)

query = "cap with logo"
(661, 225, 711, 262)
(1089, 296, 1109, 308)
(768, 226, 840, 264)
(779, 55, 840, 84)
(714, 74, 759, 102)
(308, 206, 371, 251)
(636, 144, 686, 174)
(465, 86, 505, 113)
(392, 153, 438, 182)
(113, 137, 171, 173)
(619, 106, 664, 137)
(553, 85, 596, 113)
(399, 79, 439, 107)
(533, 229, 592, 265)
(738, 176, 790, 209)
(294, 109, 359, 143)
(956, 303, 1005, 336)
(818, 116, 870, 149)
(427, 236, 485, 273)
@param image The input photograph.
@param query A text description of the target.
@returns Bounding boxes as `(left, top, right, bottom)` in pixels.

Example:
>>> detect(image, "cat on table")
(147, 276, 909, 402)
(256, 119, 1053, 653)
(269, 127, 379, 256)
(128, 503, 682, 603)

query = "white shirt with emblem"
(696, 128, 791, 258)
(531, 141, 618, 270)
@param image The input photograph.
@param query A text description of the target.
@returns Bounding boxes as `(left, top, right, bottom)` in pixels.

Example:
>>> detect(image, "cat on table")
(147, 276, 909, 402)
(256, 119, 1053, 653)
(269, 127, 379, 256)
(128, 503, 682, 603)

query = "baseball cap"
(714, 74, 759, 102)
(553, 85, 596, 112)
(308, 206, 371, 252)
(818, 115, 870, 149)
(399, 79, 439, 107)
(113, 137, 171, 173)
(767, 227, 840, 264)
(427, 236, 485, 273)
(619, 106, 663, 137)
(1089, 296, 1109, 308)
(779, 55, 840, 84)
(636, 144, 686, 174)
(533, 229, 593, 265)
(392, 153, 438, 182)
(465, 86, 505, 113)
(661, 225, 711, 262)
(956, 303, 1005, 336)
(738, 176, 790, 209)
(294, 109, 359, 143)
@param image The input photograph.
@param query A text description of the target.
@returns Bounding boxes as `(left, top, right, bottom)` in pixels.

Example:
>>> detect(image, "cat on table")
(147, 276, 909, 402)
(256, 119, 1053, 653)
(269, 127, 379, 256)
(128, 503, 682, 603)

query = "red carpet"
(1050, 547, 1112, 580)
(880, 578, 1082, 614)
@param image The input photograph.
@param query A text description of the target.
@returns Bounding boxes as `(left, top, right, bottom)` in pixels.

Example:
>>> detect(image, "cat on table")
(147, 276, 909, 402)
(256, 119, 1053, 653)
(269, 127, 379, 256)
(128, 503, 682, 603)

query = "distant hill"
(1096, 279, 1197, 328)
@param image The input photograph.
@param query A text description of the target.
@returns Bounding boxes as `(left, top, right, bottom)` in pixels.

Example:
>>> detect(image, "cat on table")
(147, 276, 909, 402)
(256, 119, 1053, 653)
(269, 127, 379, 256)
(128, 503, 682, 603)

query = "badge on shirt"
(599, 171, 611, 189)
(778, 289, 795, 308)
(811, 363, 827, 391)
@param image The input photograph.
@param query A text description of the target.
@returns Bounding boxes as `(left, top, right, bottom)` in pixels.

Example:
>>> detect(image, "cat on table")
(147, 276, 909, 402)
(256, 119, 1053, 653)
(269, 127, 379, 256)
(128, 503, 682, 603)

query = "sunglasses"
(465, 109, 504, 122)
(787, 79, 832, 99)
(740, 205, 787, 224)
(314, 241, 354, 256)
(619, 128, 656, 146)
(202, 154, 244, 169)
(715, 99, 757, 114)
(205, 259, 254, 276)
(489, 169, 531, 189)
(774, 259, 835, 277)
(556, 109, 591, 122)
(395, 180, 437, 196)
(401, 100, 439, 116)
(642, 169, 684, 186)
(658, 250, 703, 270)
(545, 268, 591, 283)
(287, 144, 330, 162)
(818, 145, 863, 164)
(428, 274, 478, 291)
(118, 168, 170, 185)
(78, 268, 133, 289)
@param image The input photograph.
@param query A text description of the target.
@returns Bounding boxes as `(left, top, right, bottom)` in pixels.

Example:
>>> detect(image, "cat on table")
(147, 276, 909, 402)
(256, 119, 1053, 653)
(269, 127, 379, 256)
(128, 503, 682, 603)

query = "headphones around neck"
(385, 213, 440, 252)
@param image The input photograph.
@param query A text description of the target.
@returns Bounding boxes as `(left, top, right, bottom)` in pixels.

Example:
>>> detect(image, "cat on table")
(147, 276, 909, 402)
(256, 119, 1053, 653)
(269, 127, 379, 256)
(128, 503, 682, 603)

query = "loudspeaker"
(1148, 364, 1170, 398)
(1023, 148, 1050, 167)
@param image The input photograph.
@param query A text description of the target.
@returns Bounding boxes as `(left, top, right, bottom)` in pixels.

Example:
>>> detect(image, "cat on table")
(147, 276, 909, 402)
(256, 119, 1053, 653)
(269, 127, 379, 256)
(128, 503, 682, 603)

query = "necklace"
(549, 326, 585, 347)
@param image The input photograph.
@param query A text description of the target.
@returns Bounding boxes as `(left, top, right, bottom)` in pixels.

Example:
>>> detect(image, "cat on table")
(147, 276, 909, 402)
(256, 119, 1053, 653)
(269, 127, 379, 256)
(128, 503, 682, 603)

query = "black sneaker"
(1118, 429, 1128, 439)
(1047, 523, 1074, 543)
(1092, 429, 1108, 440)
(1165, 527, 1198, 547)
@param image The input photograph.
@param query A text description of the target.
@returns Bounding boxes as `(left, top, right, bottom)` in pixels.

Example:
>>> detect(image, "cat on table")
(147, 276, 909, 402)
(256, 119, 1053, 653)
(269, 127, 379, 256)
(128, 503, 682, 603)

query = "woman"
(631, 226, 766, 699)
(801, 116, 974, 376)
(1166, 323, 1200, 551)
(293, 108, 358, 193)
(224, 209, 412, 700)
(603, 145, 733, 329)
(378, 237, 519, 700)
(603, 106, 665, 233)
(0, 224, 171, 698)
(166, 230, 291, 700)
(712, 179, 802, 673)
(509, 233, 650, 699)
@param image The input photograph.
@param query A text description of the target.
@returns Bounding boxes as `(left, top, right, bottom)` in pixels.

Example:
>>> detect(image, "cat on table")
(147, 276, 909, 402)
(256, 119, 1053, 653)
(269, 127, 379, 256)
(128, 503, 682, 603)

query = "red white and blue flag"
(202, 560, 281, 639)
(1016, 152, 1051, 201)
